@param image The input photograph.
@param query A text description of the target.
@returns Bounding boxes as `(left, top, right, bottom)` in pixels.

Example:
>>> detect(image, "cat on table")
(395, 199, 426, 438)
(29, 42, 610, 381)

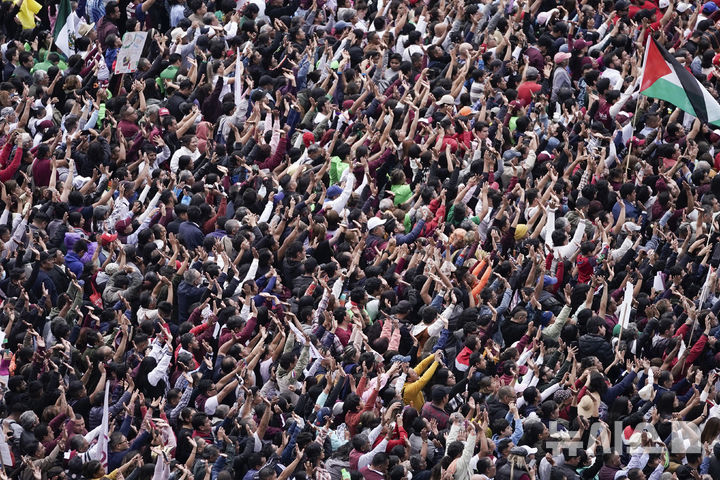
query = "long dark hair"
(135, 356, 166, 397)
(606, 396, 630, 425)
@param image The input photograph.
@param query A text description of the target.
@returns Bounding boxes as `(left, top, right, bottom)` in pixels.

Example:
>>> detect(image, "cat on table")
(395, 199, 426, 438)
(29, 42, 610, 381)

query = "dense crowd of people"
(2, 0, 720, 480)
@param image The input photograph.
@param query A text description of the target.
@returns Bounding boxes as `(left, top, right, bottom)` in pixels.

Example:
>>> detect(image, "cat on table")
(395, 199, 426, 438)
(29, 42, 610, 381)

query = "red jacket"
(0, 142, 22, 182)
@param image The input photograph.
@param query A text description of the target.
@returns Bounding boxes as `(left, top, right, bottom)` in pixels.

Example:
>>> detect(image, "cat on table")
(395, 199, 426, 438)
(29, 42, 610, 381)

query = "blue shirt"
(612, 199, 640, 222)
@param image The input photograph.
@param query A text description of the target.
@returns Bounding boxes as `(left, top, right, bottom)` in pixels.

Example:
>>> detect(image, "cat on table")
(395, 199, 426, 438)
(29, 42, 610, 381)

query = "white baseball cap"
(367, 217, 387, 231)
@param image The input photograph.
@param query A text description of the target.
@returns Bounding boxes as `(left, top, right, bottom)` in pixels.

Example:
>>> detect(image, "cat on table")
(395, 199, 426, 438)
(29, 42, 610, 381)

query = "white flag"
(698, 267, 714, 308)
(234, 47, 243, 107)
(620, 282, 634, 329)
(99, 382, 110, 473)
(678, 340, 687, 359)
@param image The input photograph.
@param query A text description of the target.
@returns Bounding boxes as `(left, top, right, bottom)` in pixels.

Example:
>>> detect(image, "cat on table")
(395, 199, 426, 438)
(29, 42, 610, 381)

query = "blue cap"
(316, 406, 332, 425)
(391, 355, 411, 363)
(326, 185, 343, 199)
(502, 150, 521, 162)
(543, 275, 558, 286)
(547, 137, 561, 151)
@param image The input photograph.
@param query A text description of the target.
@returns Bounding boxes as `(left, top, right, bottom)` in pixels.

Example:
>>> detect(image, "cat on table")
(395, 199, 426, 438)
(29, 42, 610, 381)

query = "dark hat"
(394, 300, 412, 314)
(509, 446, 529, 457)
(615, 0, 631, 10)
(674, 466, 693, 480)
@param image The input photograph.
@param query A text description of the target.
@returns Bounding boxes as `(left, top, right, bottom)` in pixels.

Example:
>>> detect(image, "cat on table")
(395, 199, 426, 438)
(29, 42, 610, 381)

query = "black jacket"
(578, 333, 614, 367)
(486, 394, 510, 423)
(495, 463, 529, 480)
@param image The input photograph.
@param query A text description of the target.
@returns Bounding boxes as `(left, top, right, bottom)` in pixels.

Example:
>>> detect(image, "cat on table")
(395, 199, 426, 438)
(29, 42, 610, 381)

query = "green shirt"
(391, 183, 412, 205)
(329, 156, 349, 186)
(31, 60, 68, 74)
(157, 65, 179, 95)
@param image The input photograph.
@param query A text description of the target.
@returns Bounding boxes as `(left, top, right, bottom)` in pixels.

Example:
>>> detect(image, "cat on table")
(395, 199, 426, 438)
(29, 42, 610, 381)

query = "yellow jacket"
(402, 354, 439, 410)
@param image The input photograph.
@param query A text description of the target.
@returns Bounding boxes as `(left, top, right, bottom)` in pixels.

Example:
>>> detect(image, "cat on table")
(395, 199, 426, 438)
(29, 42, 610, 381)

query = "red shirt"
(629, 1, 659, 19)
(576, 254, 595, 284)
(517, 81, 542, 106)
(118, 119, 140, 139)
(32, 157, 52, 187)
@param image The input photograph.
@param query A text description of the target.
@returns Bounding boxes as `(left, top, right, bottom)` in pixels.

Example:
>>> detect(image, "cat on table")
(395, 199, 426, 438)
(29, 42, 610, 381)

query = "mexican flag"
(640, 36, 720, 127)
(54, 0, 81, 57)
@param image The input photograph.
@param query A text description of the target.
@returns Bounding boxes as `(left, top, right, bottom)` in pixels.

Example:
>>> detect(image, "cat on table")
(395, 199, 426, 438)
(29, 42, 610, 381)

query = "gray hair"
(225, 219, 241, 234)
(178, 170, 194, 183)
(146, 104, 160, 118)
(202, 12, 215, 24)
(183, 268, 201, 284)
(33, 70, 48, 82)
(214, 404, 230, 419)
(19, 411, 39, 430)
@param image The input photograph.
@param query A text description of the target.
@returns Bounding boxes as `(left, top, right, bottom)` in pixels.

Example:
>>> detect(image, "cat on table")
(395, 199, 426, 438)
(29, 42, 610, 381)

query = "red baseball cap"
(100, 233, 118, 245)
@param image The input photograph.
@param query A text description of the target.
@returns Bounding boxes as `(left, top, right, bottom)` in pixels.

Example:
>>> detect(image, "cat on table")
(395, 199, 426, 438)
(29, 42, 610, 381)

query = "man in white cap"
(364, 209, 432, 263)
(436, 94, 456, 115)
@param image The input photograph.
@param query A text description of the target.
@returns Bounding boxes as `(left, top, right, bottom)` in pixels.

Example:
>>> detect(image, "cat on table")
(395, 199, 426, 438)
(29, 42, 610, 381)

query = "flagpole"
(624, 98, 643, 181)
(688, 267, 715, 351)
(625, 36, 650, 181)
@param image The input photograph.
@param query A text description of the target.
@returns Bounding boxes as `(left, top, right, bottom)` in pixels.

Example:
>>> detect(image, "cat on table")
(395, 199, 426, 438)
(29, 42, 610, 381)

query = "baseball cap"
(519, 445, 538, 455)
(704, 2, 718, 14)
(100, 233, 118, 245)
(170, 27, 185, 41)
(659, 0, 669, 8)
(676, 3, 692, 13)
(502, 150, 521, 162)
(616, 111, 633, 123)
(554, 52, 571, 63)
(394, 300, 412, 314)
(573, 38, 593, 51)
(615, 0, 631, 10)
(367, 216, 387, 231)
(537, 152, 555, 163)
(458, 106, 473, 117)
(334, 20, 351, 32)
(391, 355, 411, 363)
(326, 185, 343, 199)
(436, 94, 455, 106)
(158, 108, 170, 116)
(36, 119, 54, 131)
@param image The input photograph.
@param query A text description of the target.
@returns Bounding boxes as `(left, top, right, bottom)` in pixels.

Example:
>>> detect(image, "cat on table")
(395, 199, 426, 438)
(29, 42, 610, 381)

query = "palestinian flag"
(54, 0, 81, 58)
(640, 36, 720, 127)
